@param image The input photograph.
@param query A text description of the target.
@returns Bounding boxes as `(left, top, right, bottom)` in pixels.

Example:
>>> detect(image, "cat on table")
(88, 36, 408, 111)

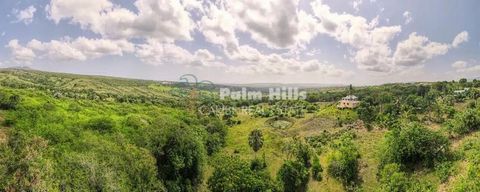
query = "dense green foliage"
(207, 155, 276, 192)
(277, 160, 309, 192)
(327, 132, 360, 189)
(380, 123, 450, 169)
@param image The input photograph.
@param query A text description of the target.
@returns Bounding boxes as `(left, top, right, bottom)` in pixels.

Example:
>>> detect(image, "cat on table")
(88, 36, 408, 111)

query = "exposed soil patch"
(266, 117, 294, 129)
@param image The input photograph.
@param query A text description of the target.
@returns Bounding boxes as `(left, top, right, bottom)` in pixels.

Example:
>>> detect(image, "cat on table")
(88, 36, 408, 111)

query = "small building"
(337, 95, 359, 109)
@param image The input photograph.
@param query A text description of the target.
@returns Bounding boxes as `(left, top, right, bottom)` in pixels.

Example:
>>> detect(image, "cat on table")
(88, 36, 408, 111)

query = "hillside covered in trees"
(0, 68, 480, 192)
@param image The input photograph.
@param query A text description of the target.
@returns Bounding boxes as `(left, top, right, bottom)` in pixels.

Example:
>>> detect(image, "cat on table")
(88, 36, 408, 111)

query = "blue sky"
(0, 0, 479, 85)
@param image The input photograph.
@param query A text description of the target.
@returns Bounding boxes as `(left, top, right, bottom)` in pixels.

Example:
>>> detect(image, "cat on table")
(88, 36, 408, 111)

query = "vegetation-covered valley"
(0, 68, 480, 192)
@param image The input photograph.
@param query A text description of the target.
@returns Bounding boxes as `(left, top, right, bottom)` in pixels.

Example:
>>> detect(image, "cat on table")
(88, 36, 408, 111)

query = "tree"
(204, 118, 227, 155)
(327, 133, 360, 188)
(249, 129, 264, 153)
(380, 123, 450, 170)
(285, 137, 313, 168)
(150, 124, 205, 192)
(277, 160, 309, 192)
(208, 156, 276, 192)
(357, 96, 376, 130)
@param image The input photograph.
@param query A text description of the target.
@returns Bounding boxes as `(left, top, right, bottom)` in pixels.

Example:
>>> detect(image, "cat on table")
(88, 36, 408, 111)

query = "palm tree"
(248, 129, 264, 154)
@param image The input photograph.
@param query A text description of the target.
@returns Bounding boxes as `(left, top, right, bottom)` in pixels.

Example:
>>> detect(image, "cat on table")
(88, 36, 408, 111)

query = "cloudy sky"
(0, 0, 479, 85)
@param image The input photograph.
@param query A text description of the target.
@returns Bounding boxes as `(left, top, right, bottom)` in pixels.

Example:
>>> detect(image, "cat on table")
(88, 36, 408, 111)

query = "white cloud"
(457, 65, 480, 73)
(225, 45, 350, 76)
(194, 49, 216, 61)
(403, 11, 412, 25)
(228, 0, 301, 48)
(13, 5, 36, 24)
(452, 60, 467, 69)
(6, 39, 36, 64)
(46, 0, 195, 42)
(135, 41, 224, 68)
(353, 0, 363, 12)
(452, 31, 469, 48)
(311, 0, 468, 73)
(452, 60, 480, 73)
(200, 0, 320, 49)
(393, 32, 449, 66)
(7, 37, 134, 62)
(199, 3, 239, 55)
(311, 0, 402, 72)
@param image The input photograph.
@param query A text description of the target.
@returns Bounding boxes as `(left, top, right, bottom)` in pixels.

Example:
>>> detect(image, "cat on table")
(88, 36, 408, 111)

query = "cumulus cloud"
(199, 0, 320, 50)
(451, 60, 467, 69)
(403, 11, 412, 25)
(311, 0, 402, 72)
(46, 0, 195, 42)
(7, 37, 134, 62)
(135, 41, 224, 67)
(452, 60, 480, 73)
(452, 31, 469, 48)
(393, 33, 450, 66)
(13, 5, 36, 24)
(311, 1, 468, 72)
(6, 39, 36, 64)
(228, 0, 300, 48)
(457, 65, 480, 73)
(225, 45, 350, 76)
(199, 3, 239, 55)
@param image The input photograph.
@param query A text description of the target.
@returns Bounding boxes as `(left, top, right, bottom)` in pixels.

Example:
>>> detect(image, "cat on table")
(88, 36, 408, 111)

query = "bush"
(277, 160, 309, 192)
(380, 123, 450, 169)
(250, 157, 267, 171)
(379, 163, 410, 192)
(86, 117, 116, 132)
(204, 118, 227, 155)
(150, 124, 205, 192)
(0, 94, 21, 110)
(445, 109, 480, 136)
(208, 155, 276, 192)
(312, 156, 323, 181)
(327, 133, 360, 188)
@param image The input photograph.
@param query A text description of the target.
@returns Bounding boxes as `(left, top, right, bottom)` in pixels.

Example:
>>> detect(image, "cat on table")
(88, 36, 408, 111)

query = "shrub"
(208, 155, 276, 192)
(150, 124, 205, 192)
(250, 157, 267, 171)
(204, 118, 227, 155)
(327, 133, 360, 188)
(445, 109, 480, 136)
(277, 160, 309, 192)
(86, 117, 116, 132)
(379, 163, 410, 192)
(0, 94, 21, 110)
(312, 156, 323, 181)
(380, 123, 450, 169)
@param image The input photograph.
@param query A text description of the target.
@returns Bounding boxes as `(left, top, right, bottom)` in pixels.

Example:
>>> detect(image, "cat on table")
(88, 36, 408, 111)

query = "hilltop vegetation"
(0, 68, 480, 191)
